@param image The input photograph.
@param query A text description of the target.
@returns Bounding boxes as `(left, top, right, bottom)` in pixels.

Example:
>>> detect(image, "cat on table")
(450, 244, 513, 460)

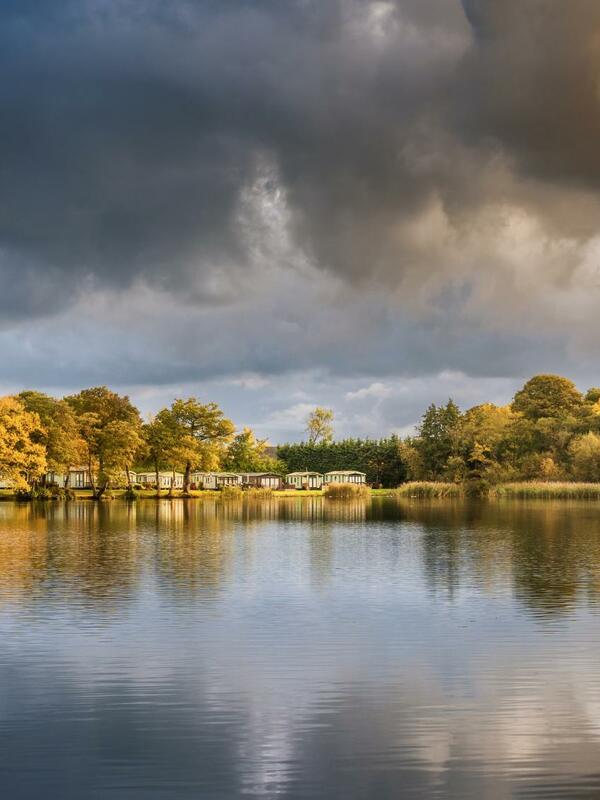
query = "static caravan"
(46, 468, 93, 489)
(190, 472, 211, 489)
(243, 472, 284, 489)
(136, 471, 184, 489)
(240, 472, 283, 489)
(286, 471, 323, 490)
(0, 475, 13, 489)
(323, 470, 367, 485)
(202, 473, 243, 490)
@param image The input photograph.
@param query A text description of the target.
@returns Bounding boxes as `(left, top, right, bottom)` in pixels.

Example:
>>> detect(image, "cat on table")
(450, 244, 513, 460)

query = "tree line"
(0, 388, 280, 498)
(3, 374, 600, 498)
(400, 375, 600, 490)
(278, 376, 600, 489)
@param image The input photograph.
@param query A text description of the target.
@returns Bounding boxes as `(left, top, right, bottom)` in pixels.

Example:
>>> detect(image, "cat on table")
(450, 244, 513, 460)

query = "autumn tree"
(66, 387, 143, 499)
(306, 407, 334, 445)
(457, 403, 517, 482)
(18, 391, 83, 486)
(512, 375, 583, 421)
(143, 410, 182, 495)
(0, 397, 46, 492)
(569, 432, 600, 482)
(224, 427, 283, 473)
(170, 399, 235, 494)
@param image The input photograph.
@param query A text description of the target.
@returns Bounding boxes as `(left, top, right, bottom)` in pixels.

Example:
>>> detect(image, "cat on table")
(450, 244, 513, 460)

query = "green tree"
(66, 387, 143, 499)
(170, 399, 235, 494)
(585, 388, 600, 405)
(305, 407, 334, 445)
(417, 400, 462, 480)
(224, 428, 283, 473)
(0, 397, 46, 492)
(366, 434, 406, 487)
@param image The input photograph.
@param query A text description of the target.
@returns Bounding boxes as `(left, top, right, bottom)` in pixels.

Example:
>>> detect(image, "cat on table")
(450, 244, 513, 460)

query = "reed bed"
(244, 487, 274, 499)
(323, 482, 371, 499)
(394, 482, 463, 498)
(220, 485, 243, 499)
(493, 482, 600, 499)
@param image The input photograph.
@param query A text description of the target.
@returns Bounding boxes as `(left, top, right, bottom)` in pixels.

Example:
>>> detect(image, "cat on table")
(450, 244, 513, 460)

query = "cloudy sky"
(2, 0, 600, 441)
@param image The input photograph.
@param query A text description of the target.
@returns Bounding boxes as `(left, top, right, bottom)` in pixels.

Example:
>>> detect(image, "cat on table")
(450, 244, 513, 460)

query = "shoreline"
(3, 483, 600, 501)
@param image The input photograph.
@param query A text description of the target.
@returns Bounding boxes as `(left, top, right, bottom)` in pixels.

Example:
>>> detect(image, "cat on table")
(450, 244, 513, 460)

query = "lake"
(2, 497, 600, 799)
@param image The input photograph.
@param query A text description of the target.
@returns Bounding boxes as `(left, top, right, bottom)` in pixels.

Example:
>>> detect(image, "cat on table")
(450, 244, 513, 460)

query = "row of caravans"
(24, 468, 368, 491)
(137, 470, 367, 490)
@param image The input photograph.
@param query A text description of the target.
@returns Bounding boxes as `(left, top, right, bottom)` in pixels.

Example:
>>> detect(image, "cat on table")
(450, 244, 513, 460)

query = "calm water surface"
(2, 497, 600, 799)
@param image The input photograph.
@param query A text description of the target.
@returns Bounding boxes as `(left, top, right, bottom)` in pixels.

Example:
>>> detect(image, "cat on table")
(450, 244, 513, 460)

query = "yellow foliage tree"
(0, 397, 47, 491)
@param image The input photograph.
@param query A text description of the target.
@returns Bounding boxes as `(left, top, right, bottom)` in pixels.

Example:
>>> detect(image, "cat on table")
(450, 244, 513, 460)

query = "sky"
(2, 0, 600, 441)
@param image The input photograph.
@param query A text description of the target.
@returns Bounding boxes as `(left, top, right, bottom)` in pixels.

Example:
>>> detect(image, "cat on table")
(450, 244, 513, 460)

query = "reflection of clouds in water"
(2, 501, 600, 795)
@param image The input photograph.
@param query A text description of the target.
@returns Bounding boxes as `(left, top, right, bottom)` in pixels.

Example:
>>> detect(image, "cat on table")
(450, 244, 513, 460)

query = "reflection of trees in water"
(3, 498, 600, 618)
(0, 501, 142, 607)
(392, 498, 600, 617)
(148, 500, 236, 597)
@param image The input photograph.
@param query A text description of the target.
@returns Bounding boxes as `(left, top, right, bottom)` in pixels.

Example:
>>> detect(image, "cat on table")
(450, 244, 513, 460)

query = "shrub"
(16, 485, 53, 500)
(323, 482, 370, 499)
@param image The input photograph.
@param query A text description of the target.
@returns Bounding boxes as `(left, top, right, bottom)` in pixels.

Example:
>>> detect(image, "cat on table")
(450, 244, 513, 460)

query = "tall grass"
(220, 485, 243, 499)
(493, 482, 600, 499)
(394, 482, 463, 498)
(394, 480, 600, 500)
(323, 482, 371, 499)
(244, 487, 274, 499)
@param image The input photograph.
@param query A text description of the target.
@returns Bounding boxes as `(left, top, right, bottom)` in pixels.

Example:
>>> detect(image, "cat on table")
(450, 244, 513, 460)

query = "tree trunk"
(126, 466, 132, 489)
(154, 460, 161, 498)
(183, 461, 192, 495)
(89, 455, 97, 499)
(167, 467, 175, 498)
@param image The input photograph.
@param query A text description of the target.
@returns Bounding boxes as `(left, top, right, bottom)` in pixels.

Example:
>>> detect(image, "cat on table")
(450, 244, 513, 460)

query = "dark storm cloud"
(459, 1, 600, 195)
(1, 0, 469, 317)
(1, 0, 600, 399)
(2, 0, 597, 307)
